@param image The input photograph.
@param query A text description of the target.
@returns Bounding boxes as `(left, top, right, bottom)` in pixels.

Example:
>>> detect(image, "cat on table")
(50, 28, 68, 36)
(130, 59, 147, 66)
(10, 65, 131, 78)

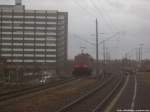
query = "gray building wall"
(0, 5, 25, 10)
(0, 5, 68, 70)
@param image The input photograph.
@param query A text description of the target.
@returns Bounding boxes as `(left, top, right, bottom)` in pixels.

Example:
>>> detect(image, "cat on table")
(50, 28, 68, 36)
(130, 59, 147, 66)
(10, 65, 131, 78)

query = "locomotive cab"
(72, 53, 93, 76)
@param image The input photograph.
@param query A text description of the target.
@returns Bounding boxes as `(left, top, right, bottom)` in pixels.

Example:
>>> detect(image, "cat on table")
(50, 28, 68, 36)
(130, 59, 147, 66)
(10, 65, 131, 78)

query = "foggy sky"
(1, 0, 150, 59)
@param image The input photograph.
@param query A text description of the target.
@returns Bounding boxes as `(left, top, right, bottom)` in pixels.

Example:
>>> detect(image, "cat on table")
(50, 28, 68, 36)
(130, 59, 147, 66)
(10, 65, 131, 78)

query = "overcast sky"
(1, 0, 150, 59)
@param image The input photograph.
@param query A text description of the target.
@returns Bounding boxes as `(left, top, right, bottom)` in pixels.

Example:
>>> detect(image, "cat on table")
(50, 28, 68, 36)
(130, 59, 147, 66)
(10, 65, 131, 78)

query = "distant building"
(0, 0, 68, 71)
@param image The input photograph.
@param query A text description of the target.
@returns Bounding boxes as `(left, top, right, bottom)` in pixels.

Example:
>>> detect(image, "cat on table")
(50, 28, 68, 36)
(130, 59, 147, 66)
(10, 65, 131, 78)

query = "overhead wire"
(84, 0, 108, 33)
(71, 32, 120, 47)
(71, 0, 111, 33)
(71, 34, 96, 46)
(95, 0, 120, 32)
(71, 0, 97, 18)
(70, 33, 121, 59)
(70, 34, 97, 56)
(88, 0, 122, 59)
(71, 0, 119, 35)
(70, 0, 120, 58)
(70, 0, 97, 55)
(88, 0, 115, 33)
(99, 32, 120, 44)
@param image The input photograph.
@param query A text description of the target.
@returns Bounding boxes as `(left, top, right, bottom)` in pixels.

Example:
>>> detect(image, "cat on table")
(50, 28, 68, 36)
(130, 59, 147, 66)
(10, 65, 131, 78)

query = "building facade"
(0, 2, 68, 71)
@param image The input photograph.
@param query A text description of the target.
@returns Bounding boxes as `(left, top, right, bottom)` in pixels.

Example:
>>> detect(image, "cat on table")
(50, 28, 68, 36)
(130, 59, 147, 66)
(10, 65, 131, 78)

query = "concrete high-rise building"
(0, 0, 68, 71)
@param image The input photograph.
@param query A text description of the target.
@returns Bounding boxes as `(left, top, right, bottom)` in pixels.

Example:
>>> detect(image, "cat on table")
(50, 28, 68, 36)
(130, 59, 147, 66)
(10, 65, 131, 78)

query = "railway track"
(56, 74, 124, 112)
(0, 77, 78, 104)
(93, 74, 123, 112)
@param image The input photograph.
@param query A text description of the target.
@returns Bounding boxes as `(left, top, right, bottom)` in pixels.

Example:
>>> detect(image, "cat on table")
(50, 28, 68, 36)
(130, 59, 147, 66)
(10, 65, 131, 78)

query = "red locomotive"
(72, 53, 94, 76)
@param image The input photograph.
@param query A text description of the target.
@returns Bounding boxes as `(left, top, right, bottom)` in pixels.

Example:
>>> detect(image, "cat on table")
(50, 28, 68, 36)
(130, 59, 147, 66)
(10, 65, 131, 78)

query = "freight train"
(72, 53, 94, 76)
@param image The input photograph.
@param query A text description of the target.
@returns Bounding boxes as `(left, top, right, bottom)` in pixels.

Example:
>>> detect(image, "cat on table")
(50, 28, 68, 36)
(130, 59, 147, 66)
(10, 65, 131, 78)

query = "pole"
(136, 48, 138, 61)
(139, 44, 144, 64)
(103, 40, 106, 75)
(103, 40, 106, 64)
(140, 44, 143, 62)
(106, 47, 109, 63)
(96, 19, 99, 75)
(139, 47, 141, 62)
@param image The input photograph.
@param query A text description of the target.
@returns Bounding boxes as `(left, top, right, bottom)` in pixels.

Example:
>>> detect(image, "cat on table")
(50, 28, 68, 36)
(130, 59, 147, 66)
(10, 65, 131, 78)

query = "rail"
(0, 78, 77, 103)
(92, 74, 124, 112)
(56, 74, 114, 112)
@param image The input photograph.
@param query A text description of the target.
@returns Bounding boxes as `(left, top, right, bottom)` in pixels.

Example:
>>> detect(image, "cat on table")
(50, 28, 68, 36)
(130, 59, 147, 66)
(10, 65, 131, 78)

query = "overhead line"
(71, 0, 97, 17)
(84, 0, 107, 33)
(89, 0, 114, 33)
(71, 32, 120, 47)
(95, 0, 119, 32)
(72, 0, 111, 32)
(99, 32, 120, 44)
(71, 34, 96, 46)
(71, 0, 116, 34)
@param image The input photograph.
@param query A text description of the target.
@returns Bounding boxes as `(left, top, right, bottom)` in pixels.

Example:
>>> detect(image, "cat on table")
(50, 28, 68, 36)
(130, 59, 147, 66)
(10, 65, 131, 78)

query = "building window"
(35, 43, 45, 46)
(13, 54, 23, 56)
(2, 54, 11, 56)
(13, 59, 23, 62)
(46, 49, 56, 52)
(13, 43, 23, 45)
(36, 54, 45, 57)
(46, 60, 56, 63)
(2, 43, 11, 45)
(24, 60, 34, 62)
(24, 49, 34, 51)
(1, 48, 11, 51)
(24, 43, 34, 46)
(24, 54, 34, 57)
(46, 54, 56, 57)
(13, 49, 23, 51)
(36, 60, 45, 62)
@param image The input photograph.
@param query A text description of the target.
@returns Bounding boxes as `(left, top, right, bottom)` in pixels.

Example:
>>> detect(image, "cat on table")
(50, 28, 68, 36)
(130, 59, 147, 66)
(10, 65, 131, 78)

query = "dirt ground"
(134, 72, 150, 110)
(1, 78, 100, 112)
(138, 72, 150, 85)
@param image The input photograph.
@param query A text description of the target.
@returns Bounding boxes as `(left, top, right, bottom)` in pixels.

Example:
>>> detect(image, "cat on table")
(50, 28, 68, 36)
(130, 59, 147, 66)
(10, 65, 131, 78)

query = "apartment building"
(0, 0, 68, 71)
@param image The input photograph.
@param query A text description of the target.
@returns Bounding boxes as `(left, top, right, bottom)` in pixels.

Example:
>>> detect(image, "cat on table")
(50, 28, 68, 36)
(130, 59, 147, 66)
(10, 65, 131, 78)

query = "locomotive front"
(72, 53, 94, 76)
